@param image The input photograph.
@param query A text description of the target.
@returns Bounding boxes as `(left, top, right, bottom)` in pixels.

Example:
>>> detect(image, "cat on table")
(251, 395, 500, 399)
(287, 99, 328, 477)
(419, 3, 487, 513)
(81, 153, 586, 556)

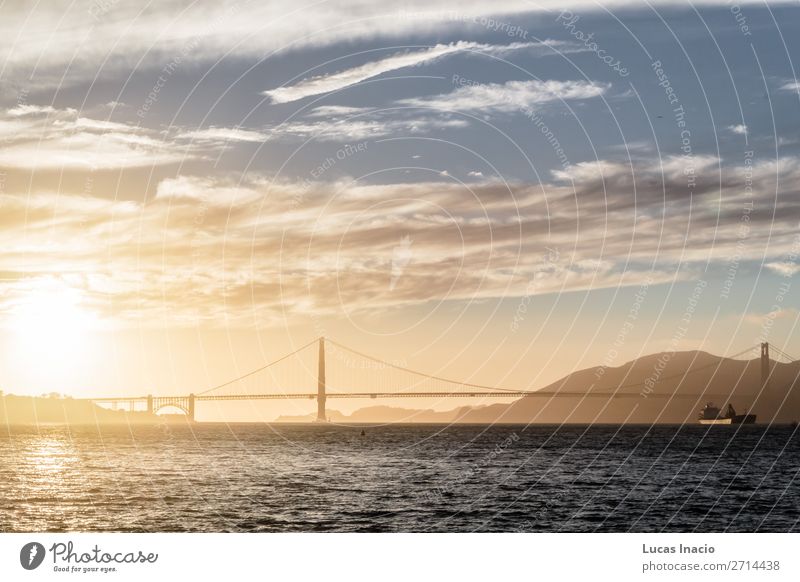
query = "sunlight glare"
(9, 284, 98, 372)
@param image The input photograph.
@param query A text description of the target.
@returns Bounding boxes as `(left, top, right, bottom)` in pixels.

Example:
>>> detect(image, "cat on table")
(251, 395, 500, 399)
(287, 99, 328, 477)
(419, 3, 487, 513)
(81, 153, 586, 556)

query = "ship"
(698, 402, 756, 425)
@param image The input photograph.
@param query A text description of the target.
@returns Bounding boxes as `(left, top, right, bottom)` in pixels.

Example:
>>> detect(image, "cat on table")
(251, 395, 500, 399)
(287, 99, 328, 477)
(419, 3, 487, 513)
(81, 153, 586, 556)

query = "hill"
(304, 351, 800, 424)
(0, 393, 158, 425)
(456, 350, 800, 424)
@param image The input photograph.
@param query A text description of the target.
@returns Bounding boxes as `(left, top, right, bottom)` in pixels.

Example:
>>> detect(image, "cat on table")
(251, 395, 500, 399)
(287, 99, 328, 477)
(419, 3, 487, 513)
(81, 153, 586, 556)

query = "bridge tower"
(761, 342, 771, 391)
(188, 393, 196, 422)
(146, 395, 153, 415)
(317, 337, 327, 422)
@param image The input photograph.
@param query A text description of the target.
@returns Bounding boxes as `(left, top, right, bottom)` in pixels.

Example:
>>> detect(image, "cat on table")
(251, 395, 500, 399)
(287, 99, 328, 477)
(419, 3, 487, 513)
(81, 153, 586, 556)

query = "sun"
(8, 284, 97, 371)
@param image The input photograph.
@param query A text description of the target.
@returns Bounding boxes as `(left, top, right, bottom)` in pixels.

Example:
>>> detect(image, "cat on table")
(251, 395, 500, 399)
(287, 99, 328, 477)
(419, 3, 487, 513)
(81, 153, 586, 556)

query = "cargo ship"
(698, 402, 756, 425)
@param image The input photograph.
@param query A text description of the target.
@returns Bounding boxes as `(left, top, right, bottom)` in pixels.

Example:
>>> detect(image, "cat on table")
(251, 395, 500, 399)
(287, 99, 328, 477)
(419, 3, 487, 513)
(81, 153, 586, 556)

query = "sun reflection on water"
(2, 431, 96, 531)
(28, 438, 74, 473)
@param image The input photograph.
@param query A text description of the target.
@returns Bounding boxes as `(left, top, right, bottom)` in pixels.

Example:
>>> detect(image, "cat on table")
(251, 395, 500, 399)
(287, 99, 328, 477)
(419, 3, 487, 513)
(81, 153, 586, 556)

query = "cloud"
(0, 1, 645, 83)
(779, 81, 800, 92)
(268, 77, 607, 142)
(765, 261, 800, 277)
(744, 307, 799, 325)
(154, 174, 266, 206)
(3, 154, 800, 326)
(270, 116, 469, 141)
(0, 108, 272, 170)
(307, 105, 371, 118)
(3, 2, 547, 76)
(179, 127, 269, 143)
(0, 106, 190, 170)
(468, 171, 484, 177)
(727, 124, 748, 135)
(262, 40, 580, 104)
(7, 104, 59, 117)
(264, 43, 470, 104)
(399, 79, 608, 113)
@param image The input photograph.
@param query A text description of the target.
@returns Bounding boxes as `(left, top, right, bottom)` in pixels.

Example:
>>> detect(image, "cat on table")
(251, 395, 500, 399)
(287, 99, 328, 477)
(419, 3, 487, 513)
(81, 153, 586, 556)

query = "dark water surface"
(1, 423, 798, 532)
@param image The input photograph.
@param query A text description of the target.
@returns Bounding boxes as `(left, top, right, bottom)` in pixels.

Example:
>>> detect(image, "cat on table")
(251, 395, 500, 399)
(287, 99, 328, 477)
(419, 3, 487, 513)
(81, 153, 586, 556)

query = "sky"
(1, 1, 799, 419)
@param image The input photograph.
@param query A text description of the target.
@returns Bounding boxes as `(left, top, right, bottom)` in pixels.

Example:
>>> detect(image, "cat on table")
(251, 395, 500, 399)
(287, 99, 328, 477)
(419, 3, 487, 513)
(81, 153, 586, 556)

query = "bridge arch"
(149, 394, 195, 421)
(153, 403, 190, 416)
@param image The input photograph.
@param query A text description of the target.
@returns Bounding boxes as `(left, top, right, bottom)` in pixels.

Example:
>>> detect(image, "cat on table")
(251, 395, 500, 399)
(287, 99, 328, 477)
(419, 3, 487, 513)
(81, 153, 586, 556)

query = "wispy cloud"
(306, 105, 371, 118)
(266, 77, 607, 141)
(270, 116, 469, 141)
(179, 127, 269, 143)
(399, 79, 609, 113)
(727, 124, 748, 135)
(745, 307, 799, 325)
(0, 107, 273, 170)
(0, 1, 772, 87)
(0, 106, 188, 170)
(7, 104, 59, 117)
(1, 1, 544, 78)
(264, 43, 470, 104)
(765, 261, 800, 277)
(263, 40, 580, 104)
(3, 154, 800, 326)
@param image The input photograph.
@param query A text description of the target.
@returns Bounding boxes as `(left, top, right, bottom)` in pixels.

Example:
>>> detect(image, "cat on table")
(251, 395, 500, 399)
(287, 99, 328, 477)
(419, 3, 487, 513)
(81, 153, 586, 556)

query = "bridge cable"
(327, 338, 534, 393)
(771, 346, 797, 363)
(327, 339, 758, 395)
(770, 347, 788, 363)
(198, 338, 320, 395)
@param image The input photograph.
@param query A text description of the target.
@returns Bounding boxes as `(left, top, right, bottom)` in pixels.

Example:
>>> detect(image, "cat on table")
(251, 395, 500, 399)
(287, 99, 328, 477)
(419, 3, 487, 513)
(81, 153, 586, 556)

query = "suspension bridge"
(80, 339, 796, 422)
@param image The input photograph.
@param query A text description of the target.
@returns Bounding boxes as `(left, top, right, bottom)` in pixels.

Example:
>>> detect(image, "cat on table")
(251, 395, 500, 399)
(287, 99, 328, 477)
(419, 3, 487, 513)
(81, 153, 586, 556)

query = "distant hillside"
(457, 351, 800, 424)
(0, 393, 158, 425)
(297, 352, 800, 424)
(5, 351, 798, 425)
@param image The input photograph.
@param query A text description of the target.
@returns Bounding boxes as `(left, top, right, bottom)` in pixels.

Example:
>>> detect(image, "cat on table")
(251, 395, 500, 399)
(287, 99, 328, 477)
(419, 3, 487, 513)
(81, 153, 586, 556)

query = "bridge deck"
(82, 391, 734, 403)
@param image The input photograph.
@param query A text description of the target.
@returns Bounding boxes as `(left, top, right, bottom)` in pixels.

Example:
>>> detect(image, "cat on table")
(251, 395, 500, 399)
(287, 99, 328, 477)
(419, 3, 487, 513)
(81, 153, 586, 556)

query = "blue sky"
(1, 1, 799, 398)
(15, 3, 798, 178)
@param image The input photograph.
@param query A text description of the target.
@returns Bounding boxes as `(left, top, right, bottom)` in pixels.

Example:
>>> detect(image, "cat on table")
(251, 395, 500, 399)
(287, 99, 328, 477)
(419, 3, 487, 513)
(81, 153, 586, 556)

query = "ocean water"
(0, 423, 797, 532)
